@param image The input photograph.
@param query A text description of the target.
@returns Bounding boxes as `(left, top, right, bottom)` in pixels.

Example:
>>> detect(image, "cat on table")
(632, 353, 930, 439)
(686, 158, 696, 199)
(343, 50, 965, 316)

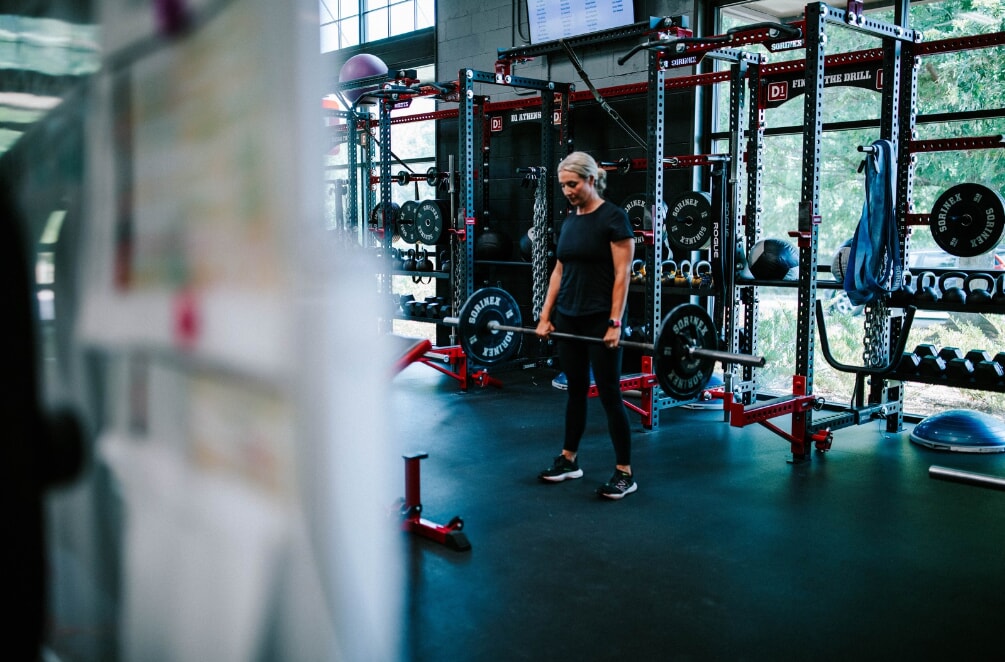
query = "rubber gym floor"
(391, 361, 1005, 662)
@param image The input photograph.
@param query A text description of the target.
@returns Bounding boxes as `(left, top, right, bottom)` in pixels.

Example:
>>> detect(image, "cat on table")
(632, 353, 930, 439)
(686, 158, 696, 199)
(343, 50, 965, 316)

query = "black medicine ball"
(475, 228, 512, 260)
(748, 238, 799, 280)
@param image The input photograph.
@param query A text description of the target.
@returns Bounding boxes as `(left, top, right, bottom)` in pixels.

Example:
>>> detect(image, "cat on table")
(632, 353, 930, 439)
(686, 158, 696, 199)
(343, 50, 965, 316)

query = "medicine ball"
(475, 227, 512, 260)
(338, 53, 388, 104)
(831, 238, 853, 282)
(748, 238, 799, 280)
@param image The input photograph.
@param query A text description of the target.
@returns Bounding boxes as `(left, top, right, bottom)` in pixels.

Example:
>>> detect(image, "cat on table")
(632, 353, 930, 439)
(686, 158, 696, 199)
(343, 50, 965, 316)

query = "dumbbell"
(966, 349, 993, 366)
(952, 350, 992, 383)
(938, 347, 965, 363)
(932, 347, 963, 380)
(974, 359, 1005, 388)
(946, 357, 974, 381)
(919, 354, 947, 378)
(901, 344, 938, 378)
(897, 351, 922, 377)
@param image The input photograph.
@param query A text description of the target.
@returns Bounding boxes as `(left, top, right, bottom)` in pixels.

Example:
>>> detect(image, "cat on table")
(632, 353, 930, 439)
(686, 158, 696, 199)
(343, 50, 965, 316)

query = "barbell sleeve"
(688, 346, 765, 368)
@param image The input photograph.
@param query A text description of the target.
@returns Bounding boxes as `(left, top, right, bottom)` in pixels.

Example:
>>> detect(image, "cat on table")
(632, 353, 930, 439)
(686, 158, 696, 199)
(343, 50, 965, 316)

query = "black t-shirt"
(555, 200, 634, 316)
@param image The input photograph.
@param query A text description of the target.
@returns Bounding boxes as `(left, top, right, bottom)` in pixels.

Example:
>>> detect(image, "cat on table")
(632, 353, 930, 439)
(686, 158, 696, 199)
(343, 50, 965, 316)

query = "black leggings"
(555, 311, 632, 466)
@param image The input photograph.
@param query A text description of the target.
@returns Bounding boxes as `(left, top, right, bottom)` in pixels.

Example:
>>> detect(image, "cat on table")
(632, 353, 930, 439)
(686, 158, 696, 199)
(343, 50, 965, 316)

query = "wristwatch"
(608, 318, 621, 328)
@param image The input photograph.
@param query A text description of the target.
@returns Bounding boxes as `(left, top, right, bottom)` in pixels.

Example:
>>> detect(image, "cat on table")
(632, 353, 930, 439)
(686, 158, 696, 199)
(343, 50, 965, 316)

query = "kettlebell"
(694, 260, 713, 289)
(890, 270, 915, 307)
(402, 248, 417, 272)
(660, 259, 677, 284)
(438, 249, 451, 273)
(993, 274, 1005, 306)
(939, 271, 968, 305)
(966, 272, 994, 305)
(631, 259, 647, 283)
(675, 260, 691, 288)
(417, 248, 434, 272)
(914, 271, 941, 304)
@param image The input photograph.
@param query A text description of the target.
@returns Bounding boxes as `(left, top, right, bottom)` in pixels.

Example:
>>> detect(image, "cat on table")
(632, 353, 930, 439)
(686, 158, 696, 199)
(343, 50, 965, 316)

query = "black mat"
(392, 364, 1005, 661)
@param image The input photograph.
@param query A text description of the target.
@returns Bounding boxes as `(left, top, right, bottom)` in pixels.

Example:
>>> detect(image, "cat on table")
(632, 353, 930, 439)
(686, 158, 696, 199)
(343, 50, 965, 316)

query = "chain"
(451, 214, 465, 331)
(862, 298, 890, 368)
(530, 168, 549, 320)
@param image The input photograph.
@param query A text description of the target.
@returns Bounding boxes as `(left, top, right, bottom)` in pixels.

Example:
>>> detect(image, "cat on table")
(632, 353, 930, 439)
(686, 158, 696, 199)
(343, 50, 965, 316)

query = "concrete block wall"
(436, 0, 698, 101)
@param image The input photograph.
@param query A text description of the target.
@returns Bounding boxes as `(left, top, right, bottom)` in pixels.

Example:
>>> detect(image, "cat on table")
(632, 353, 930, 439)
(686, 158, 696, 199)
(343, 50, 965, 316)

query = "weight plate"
(667, 190, 713, 251)
(368, 201, 400, 238)
(622, 193, 669, 229)
(415, 199, 447, 245)
(456, 287, 522, 365)
(622, 192, 649, 231)
(655, 304, 718, 400)
(397, 200, 420, 244)
(930, 183, 1005, 257)
(622, 193, 669, 259)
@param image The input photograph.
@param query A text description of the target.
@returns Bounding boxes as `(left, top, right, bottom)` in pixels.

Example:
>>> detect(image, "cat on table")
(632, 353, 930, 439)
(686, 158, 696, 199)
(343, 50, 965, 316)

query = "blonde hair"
(557, 151, 607, 196)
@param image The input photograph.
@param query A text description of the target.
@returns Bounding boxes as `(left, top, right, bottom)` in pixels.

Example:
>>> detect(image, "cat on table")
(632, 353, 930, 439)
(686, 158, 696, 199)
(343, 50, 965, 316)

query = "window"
(320, 0, 435, 53)
(324, 65, 438, 232)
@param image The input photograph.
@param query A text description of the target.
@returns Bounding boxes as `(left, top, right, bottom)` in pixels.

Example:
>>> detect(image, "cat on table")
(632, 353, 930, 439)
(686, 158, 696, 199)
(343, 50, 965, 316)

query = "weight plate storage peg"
(455, 287, 523, 364)
(667, 190, 714, 251)
(929, 183, 1005, 257)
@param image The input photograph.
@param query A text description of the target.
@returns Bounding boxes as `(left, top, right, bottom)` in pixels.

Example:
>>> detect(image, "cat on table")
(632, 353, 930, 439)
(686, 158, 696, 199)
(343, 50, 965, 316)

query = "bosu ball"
(909, 409, 1005, 453)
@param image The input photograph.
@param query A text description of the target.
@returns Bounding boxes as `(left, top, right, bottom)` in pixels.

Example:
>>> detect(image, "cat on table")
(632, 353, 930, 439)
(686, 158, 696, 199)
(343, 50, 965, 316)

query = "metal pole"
(929, 466, 1005, 492)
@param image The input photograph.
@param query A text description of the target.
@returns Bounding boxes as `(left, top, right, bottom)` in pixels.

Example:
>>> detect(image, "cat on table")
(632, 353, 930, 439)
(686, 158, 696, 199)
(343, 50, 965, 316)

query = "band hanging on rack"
(843, 139, 902, 306)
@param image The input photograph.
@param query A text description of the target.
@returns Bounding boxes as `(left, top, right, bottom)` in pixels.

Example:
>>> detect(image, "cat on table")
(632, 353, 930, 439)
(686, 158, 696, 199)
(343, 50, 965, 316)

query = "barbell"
(442, 287, 765, 400)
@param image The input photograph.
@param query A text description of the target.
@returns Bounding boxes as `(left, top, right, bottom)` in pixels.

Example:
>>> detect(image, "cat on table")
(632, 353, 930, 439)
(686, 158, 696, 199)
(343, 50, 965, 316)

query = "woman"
(535, 152, 637, 499)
